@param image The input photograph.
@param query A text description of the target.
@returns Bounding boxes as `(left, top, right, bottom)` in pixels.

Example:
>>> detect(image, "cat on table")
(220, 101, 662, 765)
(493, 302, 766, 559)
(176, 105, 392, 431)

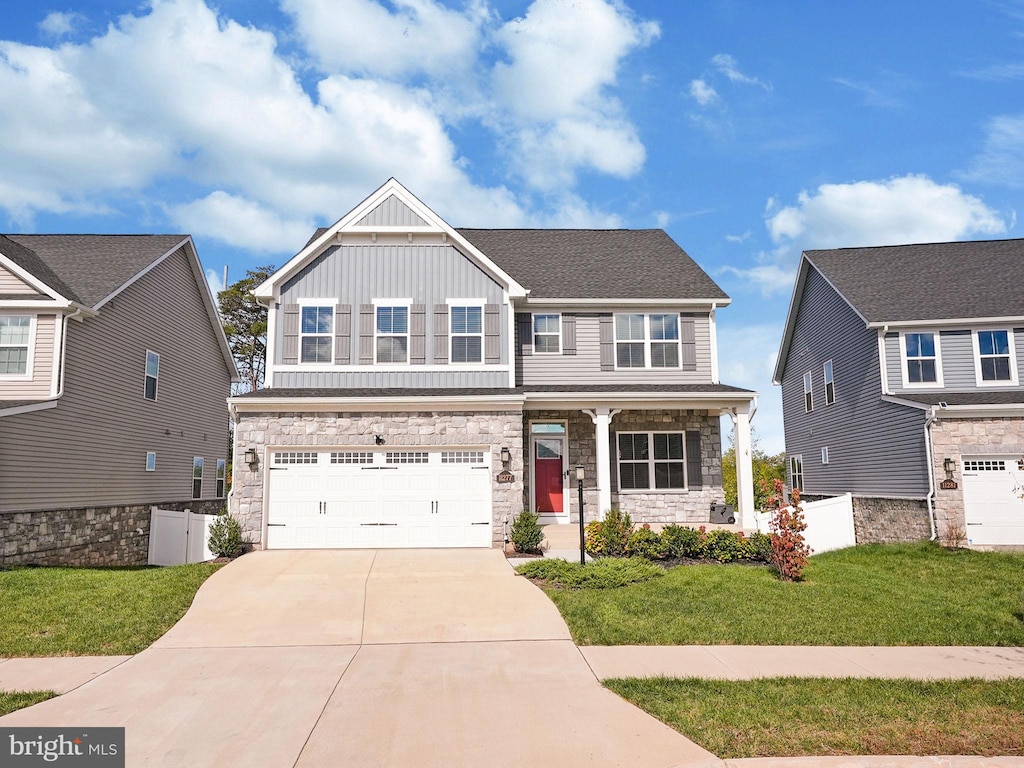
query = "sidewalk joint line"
(291, 645, 362, 768)
(359, 550, 378, 647)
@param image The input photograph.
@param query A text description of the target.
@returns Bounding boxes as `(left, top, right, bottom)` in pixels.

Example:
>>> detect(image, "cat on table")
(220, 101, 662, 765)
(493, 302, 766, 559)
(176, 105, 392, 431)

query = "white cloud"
(171, 191, 317, 253)
(961, 114, 1024, 189)
(38, 11, 85, 37)
(205, 266, 225, 297)
(653, 210, 671, 227)
(715, 320, 785, 453)
(710, 53, 771, 91)
(689, 78, 718, 106)
(719, 263, 795, 296)
(725, 230, 751, 243)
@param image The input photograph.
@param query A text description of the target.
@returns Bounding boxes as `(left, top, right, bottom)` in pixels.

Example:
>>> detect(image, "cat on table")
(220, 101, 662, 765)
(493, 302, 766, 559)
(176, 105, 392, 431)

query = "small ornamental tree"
(767, 479, 810, 581)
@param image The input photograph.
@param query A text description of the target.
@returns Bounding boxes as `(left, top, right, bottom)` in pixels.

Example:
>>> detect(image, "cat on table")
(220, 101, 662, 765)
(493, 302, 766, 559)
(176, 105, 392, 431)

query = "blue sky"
(3, 0, 1024, 452)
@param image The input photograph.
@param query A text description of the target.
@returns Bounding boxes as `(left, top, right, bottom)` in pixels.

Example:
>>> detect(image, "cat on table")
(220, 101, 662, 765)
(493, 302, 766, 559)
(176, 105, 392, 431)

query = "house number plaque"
(939, 479, 958, 490)
(496, 470, 514, 484)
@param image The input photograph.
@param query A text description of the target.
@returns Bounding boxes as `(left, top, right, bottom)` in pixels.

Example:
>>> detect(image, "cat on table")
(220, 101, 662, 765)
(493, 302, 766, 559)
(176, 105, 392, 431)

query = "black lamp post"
(575, 465, 585, 566)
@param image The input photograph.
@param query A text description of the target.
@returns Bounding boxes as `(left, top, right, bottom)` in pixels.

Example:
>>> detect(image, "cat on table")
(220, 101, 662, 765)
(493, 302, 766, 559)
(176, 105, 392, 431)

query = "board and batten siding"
(885, 328, 1024, 393)
(780, 266, 929, 498)
(0, 247, 233, 513)
(353, 195, 428, 227)
(0, 314, 56, 399)
(274, 244, 509, 387)
(517, 311, 713, 385)
(0, 265, 40, 294)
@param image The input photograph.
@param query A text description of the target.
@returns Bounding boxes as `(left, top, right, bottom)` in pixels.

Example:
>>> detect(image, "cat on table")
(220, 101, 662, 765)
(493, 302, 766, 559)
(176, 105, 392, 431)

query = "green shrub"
(207, 512, 243, 558)
(515, 557, 663, 589)
(702, 529, 749, 563)
(625, 526, 668, 560)
(510, 509, 544, 553)
(661, 524, 704, 559)
(584, 509, 633, 557)
(747, 531, 772, 561)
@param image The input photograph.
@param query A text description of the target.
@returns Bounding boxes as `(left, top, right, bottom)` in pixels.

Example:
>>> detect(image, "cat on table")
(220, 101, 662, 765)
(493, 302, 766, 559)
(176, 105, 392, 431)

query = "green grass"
(515, 557, 664, 589)
(606, 677, 1024, 758)
(0, 563, 221, 656)
(0, 691, 57, 716)
(538, 542, 1024, 645)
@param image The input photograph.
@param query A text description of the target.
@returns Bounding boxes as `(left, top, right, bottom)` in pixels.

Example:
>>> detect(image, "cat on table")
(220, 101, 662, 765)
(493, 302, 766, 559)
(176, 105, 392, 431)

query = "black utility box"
(709, 502, 736, 525)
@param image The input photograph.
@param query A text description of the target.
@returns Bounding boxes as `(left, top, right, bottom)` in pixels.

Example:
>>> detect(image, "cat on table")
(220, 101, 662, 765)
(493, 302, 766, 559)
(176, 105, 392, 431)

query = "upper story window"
(975, 329, 1016, 384)
(375, 305, 409, 364)
(192, 457, 204, 499)
(300, 305, 333, 363)
(533, 314, 560, 354)
(803, 371, 813, 412)
(615, 313, 679, 368)
(789, 455, 804, 491)
(617, 432, 686, 490)
(0, 315, 31, 376)
(144, 351, 159, 400)
(903, 332, 940, 386)
(216, 459, 226, 498)
(450, 305, 483, 363)
(823, 360, 835, 405)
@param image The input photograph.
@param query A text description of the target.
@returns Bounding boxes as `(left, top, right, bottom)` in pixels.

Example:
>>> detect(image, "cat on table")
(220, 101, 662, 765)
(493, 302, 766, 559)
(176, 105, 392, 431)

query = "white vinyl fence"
(148, 507, 217, 566)
(754, 493, 856, 555)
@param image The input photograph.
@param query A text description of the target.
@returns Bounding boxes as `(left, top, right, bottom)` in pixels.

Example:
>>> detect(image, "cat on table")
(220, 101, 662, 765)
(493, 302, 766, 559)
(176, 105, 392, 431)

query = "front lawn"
(606, 677, 1024, 758)
(532, 542, 1024, 645)
(0, 691, 57, 716)
(0, 563, 221, 656)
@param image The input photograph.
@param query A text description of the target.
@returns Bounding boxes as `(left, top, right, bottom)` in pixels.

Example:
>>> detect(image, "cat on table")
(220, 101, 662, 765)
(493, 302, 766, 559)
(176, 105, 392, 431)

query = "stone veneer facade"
(930, 416, 1024, 545)
(1, 499, 225, 567)
(850, 497, 930, 544)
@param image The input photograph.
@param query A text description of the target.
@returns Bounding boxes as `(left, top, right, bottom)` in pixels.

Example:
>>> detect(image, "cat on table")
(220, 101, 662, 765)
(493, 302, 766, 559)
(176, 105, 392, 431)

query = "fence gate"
(148, 507, 216, 566)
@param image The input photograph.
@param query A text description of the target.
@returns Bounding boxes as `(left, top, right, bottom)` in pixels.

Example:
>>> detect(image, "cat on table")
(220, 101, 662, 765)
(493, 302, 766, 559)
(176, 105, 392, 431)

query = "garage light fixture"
(500, 446, 511, 466)
(943, 457, 955, 478)
(244, 448, 259, 469)
(375, 435, 386, 445)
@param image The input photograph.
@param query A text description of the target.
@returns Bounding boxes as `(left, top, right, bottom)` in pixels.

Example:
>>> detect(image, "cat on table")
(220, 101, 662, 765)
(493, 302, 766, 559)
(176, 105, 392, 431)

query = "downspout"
(37, 308, 81, 402)
(877, 325, 892, 395)
(923, 406, 938, 540)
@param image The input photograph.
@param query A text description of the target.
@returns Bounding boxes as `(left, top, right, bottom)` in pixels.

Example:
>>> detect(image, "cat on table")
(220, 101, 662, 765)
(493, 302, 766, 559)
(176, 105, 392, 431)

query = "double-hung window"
(192, 457, 204, 499)
(300, 305, 333, 363)
(903, 332, 939, 385)
(789, 455, 804, 491)
(823, 360, 836, 405)
(533, 314, 560, 354)
(450, 304, 483, 363)
(617, 432, 686, 490)
(803, 371, 813, 412)
(216, 459, 226, 498)
(144, 351, 159, 400)
(375, 305, 409, 364)
(0, 316, 31, 376)
(975, 329, 1016, 383)
(615, 313, 680, 368)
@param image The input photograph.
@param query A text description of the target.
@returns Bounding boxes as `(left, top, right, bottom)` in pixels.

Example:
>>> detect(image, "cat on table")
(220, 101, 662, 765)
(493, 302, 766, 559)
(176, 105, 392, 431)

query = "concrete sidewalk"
(581, 644, 1024, 680)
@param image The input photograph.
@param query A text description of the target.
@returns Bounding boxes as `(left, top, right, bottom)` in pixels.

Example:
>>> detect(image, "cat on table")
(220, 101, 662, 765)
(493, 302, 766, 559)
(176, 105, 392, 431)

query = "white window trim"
(803, 371, 813, 412)
(823, 359, 836, 405)
(821, 446, 829, 465)
(616, 430, 688, 493)
(0, 314, 36, 380)
(790, 454, 804, 491)
(373, 298, 412, 366)
(971, 327, 1019, 386)
(531, 312, 562, 355)
(447, 299, 486, 365)
(145, 451, 156, 472)
(144, 350, 159, 401)
(192, 456, 204, 500)
(899, 330, 944, 388)
(297, 298, 335, 365)
(613, 313, 682, 370)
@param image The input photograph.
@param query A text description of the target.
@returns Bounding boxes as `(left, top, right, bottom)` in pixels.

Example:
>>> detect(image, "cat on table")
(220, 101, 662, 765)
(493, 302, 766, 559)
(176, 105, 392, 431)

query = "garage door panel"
(962, 456, 1024, 546)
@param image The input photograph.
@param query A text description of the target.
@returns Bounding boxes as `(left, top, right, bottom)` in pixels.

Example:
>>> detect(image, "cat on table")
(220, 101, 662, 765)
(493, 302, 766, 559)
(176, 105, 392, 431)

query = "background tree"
(218, 266, 274, 393)
(721, 429, 787, 511)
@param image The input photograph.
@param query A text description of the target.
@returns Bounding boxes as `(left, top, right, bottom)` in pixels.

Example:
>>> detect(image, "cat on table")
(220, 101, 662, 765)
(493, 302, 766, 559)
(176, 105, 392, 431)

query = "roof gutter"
(0, 307, 82, 418)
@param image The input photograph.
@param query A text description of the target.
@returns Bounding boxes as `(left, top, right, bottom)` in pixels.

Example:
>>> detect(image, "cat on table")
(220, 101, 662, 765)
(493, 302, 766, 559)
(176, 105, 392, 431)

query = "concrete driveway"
(1, 550, 718, 768)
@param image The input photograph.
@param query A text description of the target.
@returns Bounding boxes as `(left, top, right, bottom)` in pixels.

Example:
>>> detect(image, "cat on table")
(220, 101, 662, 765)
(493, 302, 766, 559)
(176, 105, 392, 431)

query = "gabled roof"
(773, 237, 1024, 384)
(457, 229, 729, 301)
(0, 234, 82, 303)
(5, 234, 189, 308)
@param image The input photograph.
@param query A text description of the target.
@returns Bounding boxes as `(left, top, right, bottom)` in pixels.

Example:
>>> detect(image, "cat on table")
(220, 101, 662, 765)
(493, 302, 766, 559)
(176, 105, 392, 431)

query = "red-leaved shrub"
(767, 479, 810, 581)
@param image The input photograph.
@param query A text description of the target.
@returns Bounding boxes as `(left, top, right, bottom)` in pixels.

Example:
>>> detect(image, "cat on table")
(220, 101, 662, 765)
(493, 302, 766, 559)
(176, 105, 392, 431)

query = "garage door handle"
(361, 466, 398, 470)
(268, 523, 286, 527)
(471, 522, 489, 525)
(473, 466, 489, 469)
(966, 522, 982, 525)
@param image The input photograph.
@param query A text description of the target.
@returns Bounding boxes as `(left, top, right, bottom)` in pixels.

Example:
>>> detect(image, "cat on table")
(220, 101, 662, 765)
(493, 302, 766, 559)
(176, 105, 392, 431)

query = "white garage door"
(266, 448, 493, 549)
(961, 456, 1024, 546)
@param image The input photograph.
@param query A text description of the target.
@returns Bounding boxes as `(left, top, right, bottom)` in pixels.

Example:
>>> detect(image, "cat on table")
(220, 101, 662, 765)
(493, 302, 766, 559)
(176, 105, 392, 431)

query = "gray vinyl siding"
(885, 328, 1024, 393)
(0, 247, 233, 513)
(517, 311, 713, 385)
(0, 265, 37, 294)
(353, 195, 427, 227)
(0, 314, 56, 398)
(275, 244, 509, 387)
(780, 267, 928, 497)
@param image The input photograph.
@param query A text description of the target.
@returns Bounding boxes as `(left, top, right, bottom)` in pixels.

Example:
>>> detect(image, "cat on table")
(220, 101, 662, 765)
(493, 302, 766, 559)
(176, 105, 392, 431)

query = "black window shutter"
(685, 430, 703, 489)
(516, 313, 533, 356)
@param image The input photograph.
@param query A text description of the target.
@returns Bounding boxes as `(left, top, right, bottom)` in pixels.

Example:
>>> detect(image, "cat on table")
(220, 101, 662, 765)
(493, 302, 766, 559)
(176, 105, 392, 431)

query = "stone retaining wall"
(851, 496, 931, 544)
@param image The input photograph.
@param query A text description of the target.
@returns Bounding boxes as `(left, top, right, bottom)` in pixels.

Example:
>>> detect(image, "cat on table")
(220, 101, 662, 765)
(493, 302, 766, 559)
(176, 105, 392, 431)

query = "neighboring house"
(0, 234, 239, 566)
(774, 238, 1024, 547)
(228, 179, 757, 551)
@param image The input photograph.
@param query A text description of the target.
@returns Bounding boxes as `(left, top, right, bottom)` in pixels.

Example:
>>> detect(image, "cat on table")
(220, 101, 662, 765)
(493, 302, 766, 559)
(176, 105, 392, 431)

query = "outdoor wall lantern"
(375, 435, 386, 445)
(943, 457, 955, 478)
(244, 448, 259, 469)
(575, 465, 585, 566)
(500, 446, 511, 467)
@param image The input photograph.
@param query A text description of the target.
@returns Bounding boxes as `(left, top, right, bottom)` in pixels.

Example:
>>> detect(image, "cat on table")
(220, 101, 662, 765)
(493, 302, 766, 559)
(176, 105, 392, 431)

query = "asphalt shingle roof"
(237, 383, 754, 399)
(896, 391, 1024, 407)
(806, 238, 1024, 323)
(4, 235, 188, 307)
(0, 235, 82, 304)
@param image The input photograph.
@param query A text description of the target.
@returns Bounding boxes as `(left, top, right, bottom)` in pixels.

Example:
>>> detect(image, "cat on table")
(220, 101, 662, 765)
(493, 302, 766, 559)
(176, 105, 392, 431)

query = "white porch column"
(730, 408, 756, 530)
(583, 407, 620, 518)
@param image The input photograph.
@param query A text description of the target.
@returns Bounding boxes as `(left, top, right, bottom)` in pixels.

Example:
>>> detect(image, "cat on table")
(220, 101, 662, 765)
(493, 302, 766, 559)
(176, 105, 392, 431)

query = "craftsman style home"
(0, 234, 238, 565)
(228, 179, 757, 550)
(775, 238, 1024, 547)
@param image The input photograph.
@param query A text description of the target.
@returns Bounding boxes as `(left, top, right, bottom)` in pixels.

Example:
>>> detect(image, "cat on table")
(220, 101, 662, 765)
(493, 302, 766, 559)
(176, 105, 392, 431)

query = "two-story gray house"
(0, 234, 238, 565)
(774, 239, 1024, 547)
(228, 179, 757, 550)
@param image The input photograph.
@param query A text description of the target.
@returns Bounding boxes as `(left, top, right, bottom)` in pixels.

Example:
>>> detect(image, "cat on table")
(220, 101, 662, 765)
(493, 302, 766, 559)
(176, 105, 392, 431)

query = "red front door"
(534, 438, 564, 514)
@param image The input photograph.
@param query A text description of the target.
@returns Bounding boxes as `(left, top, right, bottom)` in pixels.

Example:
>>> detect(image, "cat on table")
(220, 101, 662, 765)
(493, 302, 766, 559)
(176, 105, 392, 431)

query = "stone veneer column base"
(850, 497, 930, 544)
